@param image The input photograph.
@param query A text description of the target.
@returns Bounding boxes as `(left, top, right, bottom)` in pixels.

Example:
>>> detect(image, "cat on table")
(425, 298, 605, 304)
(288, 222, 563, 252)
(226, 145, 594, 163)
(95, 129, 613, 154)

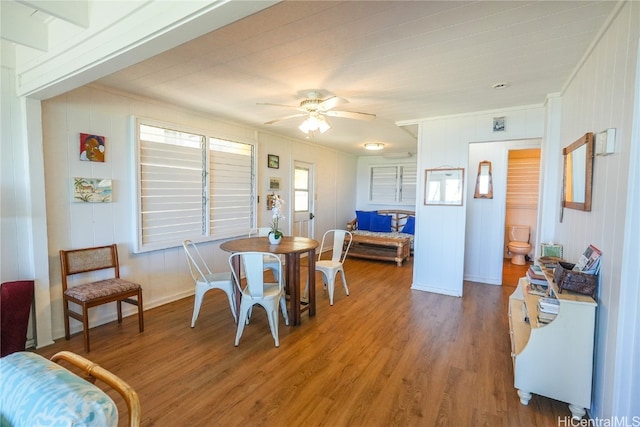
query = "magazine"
(526, 281, 549, 297)
(573, 244, 602, 274)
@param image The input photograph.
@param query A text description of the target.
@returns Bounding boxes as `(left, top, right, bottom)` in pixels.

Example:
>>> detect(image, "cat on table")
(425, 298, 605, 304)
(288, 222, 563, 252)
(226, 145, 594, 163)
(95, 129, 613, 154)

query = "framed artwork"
(266, 193, 276, 210)
(424, 168, 464, 206)
(492, 117, 505, 132)
(73, 177, 112, 203)
(269, 177, 281, 191)
(268, 154, 279, 169)
(80, 133, 106, 162)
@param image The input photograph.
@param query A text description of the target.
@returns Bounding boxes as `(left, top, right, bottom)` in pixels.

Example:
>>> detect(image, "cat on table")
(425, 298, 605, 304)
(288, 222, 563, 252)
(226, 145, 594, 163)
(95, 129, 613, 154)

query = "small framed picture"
(493, 116, 506, 132)
(72, 177, 112, 203)
(79, 133, 106, 162)
(268, 154, 279, 169)
(269, 177, 281, 191)
(267, 193, 276, 210)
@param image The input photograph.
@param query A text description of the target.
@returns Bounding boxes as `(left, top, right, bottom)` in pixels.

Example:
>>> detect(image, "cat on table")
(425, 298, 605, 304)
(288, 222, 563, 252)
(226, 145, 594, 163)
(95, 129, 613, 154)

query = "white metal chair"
(248, 227, 283, 281)
(183, 240, 237, 327)
(308, 229, 353, 305)
(228, 252, 289, 347)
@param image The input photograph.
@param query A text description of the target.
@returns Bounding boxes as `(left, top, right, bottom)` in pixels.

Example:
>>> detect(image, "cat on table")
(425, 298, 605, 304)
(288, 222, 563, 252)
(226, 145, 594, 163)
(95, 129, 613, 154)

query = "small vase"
(268, 233, 282, 245)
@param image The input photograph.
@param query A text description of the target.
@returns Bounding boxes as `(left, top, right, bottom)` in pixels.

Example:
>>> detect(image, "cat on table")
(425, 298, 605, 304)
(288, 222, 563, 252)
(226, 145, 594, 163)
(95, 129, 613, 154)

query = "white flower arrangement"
(270, 195, 285, 239)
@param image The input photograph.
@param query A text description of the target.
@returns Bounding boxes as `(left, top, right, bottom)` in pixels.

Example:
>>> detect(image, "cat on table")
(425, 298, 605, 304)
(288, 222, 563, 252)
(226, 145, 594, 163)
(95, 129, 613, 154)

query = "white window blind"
(369, 164, 417, 204)
(135, 119, 255, 252)
(506, 153, 540, 209)
(401, 165, 417, 203)
(208, 138, 254, 237)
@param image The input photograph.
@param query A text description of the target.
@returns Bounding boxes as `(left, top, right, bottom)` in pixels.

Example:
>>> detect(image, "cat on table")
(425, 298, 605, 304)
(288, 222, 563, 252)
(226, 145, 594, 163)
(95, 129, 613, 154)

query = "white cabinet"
(508, 275, 597, 419)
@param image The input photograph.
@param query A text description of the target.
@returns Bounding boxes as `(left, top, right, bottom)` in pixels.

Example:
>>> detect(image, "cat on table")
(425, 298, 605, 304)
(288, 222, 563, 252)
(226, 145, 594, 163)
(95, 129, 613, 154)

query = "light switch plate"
(595, 128, 615, 155)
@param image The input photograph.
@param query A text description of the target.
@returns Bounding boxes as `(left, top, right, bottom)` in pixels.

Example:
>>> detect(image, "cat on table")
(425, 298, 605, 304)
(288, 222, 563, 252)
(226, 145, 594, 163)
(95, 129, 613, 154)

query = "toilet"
(507, 225, 531, 265)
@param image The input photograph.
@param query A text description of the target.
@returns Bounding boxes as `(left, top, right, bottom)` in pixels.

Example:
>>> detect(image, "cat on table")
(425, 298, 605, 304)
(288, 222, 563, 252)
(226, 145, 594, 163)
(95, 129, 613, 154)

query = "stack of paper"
(538, 297, 559, 314)
(537, 297, 559, 324)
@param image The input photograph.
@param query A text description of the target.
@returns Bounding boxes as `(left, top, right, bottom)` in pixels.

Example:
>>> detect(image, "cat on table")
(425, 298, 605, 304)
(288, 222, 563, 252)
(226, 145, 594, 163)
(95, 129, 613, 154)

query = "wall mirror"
(424, 168, 464, 206)
(474, 160, 493, 199)
(562, 132, 594, 211)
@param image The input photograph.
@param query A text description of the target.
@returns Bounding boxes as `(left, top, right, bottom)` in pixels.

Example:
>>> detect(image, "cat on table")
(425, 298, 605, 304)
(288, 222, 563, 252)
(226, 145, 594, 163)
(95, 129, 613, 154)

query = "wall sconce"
(474, 160, 493, 199)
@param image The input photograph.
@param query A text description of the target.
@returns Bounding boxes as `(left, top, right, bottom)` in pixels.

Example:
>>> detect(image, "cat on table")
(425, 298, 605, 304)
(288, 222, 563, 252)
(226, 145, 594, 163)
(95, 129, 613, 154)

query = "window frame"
(368, 163, 417, 205)
(133, 117, 257, 253)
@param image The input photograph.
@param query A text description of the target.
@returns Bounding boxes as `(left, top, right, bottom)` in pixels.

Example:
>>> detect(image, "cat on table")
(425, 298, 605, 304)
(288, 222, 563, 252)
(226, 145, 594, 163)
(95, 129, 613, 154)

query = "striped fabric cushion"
(64, 278, 140, 302)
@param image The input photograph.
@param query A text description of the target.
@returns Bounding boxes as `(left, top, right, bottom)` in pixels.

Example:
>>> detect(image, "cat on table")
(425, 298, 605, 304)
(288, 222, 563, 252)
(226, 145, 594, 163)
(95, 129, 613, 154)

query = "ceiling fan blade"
(264, 113, 307, 125)
(318, 96, 348, 111)
(325, 110, 376, 121)
(257, 102, 305, 112)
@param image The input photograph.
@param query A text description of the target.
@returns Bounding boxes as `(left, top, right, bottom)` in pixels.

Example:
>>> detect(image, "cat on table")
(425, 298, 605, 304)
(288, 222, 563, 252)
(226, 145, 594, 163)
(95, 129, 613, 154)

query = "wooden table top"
(220, 236, 319, 254)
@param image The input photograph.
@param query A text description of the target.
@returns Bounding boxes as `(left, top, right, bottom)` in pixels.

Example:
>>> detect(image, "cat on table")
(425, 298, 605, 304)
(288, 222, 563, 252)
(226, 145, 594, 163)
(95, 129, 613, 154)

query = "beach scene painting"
(73, 177, 112, 203)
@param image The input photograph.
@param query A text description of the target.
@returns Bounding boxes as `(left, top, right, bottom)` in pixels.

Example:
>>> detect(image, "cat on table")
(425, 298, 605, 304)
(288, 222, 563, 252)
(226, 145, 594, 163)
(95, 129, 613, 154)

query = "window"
(294, 166, 310, 212)
(369, 164, 417, 204)
(135, 119, 255, 252)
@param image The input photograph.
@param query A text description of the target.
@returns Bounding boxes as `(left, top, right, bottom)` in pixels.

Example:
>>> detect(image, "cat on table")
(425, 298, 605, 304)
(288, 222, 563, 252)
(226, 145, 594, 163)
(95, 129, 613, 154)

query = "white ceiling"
(3, 1, 617, 156)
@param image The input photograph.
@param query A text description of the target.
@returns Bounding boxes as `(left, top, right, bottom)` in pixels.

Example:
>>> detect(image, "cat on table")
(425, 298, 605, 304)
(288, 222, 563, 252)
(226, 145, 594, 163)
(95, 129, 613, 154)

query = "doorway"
(464, 139, 541, 286)
(503, 148, 541, 264)
(292, 160, 315, 238)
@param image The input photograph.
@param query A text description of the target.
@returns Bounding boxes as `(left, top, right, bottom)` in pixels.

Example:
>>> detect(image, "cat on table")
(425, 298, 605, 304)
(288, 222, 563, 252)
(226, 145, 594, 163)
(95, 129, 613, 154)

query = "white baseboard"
(411, 283, 462, 297)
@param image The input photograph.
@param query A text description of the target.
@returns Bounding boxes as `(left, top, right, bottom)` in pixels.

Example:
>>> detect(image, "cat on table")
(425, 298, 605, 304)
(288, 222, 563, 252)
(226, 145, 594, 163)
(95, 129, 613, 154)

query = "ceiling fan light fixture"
(299, 114, 331, 134)
(364, 142, 385, 151)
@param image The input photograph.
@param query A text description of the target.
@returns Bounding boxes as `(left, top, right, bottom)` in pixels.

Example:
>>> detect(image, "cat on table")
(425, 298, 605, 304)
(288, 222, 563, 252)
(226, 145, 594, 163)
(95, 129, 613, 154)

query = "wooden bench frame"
(51, 351, 141, 426)
(346, 210, 414, 266)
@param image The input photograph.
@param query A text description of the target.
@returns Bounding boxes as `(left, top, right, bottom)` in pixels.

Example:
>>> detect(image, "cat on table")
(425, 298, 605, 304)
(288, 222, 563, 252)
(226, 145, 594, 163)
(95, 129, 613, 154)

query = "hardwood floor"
(36, 256, 571, 426)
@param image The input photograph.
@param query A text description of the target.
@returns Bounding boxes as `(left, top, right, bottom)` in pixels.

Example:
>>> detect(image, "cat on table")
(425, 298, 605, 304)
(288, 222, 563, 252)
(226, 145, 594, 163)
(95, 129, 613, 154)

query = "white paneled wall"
(41, 84, 356, 340)
(464, 140, 541, 285)
(554, 2, 639, 419)
(1, 65, 55, 347)
(414, 106, 546, 296)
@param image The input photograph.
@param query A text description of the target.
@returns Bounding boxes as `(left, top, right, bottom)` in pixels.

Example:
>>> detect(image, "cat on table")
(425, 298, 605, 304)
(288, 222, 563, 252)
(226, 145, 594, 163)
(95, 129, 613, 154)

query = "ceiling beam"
(0, 5, 48, 51)
(16, 0, 89, 28)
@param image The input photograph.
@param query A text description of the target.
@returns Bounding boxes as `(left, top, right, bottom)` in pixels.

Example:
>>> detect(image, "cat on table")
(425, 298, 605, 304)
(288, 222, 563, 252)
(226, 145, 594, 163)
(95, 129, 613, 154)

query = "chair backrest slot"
(242, 252, 268, 297)
(229, 252, 282, 299)
(182, 240, 213, 283)
(319, 230, 353, 263)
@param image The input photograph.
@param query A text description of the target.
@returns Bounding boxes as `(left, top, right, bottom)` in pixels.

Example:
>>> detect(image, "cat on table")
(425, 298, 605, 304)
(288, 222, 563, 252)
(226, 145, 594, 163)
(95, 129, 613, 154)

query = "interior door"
(292, 161, 315, 238)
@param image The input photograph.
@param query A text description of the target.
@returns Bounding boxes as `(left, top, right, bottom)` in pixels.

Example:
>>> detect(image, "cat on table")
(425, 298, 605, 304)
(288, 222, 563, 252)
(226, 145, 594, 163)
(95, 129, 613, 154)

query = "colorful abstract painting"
(79, 133, 106, 162)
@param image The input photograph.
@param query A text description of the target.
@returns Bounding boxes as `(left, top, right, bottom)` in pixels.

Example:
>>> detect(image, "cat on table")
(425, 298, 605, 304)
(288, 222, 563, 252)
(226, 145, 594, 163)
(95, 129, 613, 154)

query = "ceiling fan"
(258, 91, 376, 134)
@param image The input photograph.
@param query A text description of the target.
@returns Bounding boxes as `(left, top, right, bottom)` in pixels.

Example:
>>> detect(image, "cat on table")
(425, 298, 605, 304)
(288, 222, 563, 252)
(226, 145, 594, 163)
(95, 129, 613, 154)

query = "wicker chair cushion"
(0, 352, 117, 426)
(64, 278, 140, 302)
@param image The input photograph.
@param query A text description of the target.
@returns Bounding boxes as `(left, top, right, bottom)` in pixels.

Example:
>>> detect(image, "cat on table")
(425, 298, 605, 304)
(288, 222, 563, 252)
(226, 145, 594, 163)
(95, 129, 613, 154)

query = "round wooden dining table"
(220, 236, 319, 326)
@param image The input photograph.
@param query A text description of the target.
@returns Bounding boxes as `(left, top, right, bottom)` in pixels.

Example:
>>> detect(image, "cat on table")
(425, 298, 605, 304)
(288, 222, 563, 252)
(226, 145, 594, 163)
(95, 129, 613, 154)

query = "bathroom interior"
(504, 148, 541, 272)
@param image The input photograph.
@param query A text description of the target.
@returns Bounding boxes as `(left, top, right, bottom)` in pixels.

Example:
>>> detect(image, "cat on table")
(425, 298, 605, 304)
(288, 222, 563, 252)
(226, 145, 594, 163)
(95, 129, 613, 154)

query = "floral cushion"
(64, 278, 140, 302)
(0, 352, 118, 427)
(351, 230, 414, 249)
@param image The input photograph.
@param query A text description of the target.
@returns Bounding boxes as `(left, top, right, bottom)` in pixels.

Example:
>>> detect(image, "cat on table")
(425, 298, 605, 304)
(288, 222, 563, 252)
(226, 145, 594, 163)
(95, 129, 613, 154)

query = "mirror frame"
(562, 132, 594, 212)
(473, 160, 493, 199)
(424, 168, 464, 206)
